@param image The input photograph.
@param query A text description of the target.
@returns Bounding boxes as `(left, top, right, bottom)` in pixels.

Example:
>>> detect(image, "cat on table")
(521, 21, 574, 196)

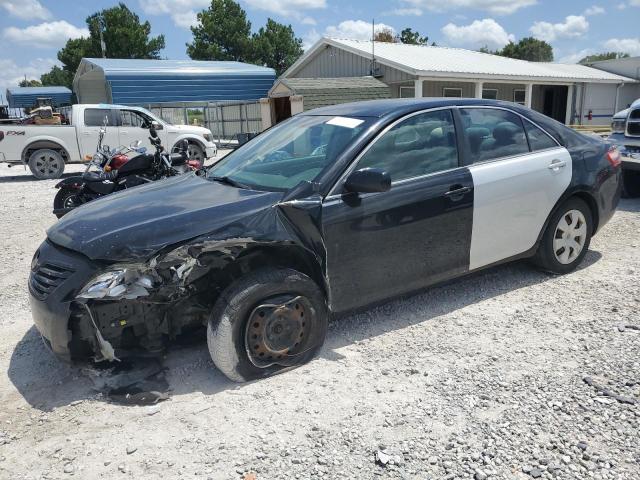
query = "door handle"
(548, 159, 567, 170)
(444, 185, 472, 199)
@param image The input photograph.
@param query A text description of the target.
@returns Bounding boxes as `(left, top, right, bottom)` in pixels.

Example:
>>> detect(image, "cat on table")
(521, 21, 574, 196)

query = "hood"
(47, 174, 282, 262)
(167, 124, 211, 136)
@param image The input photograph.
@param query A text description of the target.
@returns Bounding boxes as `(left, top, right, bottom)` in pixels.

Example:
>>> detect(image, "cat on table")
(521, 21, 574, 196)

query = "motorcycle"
(53, 122, 199, 218)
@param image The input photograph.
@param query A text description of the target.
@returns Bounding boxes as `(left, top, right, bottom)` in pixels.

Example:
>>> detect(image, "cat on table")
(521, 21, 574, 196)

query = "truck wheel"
(28, 149, 65, 179)
(187, 142, 204, 163)
(532, 197, 593, 275)
(207, 267, 327, 382)
(621, 170, 640, 198)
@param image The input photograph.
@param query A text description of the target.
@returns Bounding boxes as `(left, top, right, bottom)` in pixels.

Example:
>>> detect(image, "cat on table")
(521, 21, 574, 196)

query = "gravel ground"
(0, 162, 639, 480)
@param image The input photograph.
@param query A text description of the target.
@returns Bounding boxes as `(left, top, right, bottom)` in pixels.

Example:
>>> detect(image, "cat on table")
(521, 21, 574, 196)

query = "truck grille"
(627, 122, 640, 137)
(29, 263, 74, 300)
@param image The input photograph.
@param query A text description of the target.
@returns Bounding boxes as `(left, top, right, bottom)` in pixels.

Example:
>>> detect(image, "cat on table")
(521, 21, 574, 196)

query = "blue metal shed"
(73, 58, 276, 105)
(6, 86, 73, 108)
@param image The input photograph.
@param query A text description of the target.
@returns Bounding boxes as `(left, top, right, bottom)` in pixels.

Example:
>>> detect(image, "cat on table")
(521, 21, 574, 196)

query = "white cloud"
(603, 37, 640, 56)
(3, 21, 89, 49)
(243, 0, 326, 20)
(0, 0, 51, 21)
(389, 8, 423, 16)
(0, 57, 58, 96)
(441, 18, 515, 50)
(530, 15, 589, 42)
(302, 28, 321, 50)
(400, 0, 536, 15)
(324, 20, 396, 41)
(139, 0, 210, 29)
(584, 5, 605, 15)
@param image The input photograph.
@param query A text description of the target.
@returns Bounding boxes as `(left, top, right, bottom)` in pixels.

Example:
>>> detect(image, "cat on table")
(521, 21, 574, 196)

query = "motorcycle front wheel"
(53, 187, 89, 218)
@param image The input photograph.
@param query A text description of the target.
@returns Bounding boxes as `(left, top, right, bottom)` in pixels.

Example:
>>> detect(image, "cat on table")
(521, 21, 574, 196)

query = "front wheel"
(207, 267, 327, 382)
(53, 187, 86, 218)
(532, 197, 593, 274)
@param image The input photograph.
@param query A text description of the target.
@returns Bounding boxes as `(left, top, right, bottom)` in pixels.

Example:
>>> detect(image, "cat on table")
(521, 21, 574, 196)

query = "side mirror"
(151, 121, 163, 131)
(344, 168, 391, 194)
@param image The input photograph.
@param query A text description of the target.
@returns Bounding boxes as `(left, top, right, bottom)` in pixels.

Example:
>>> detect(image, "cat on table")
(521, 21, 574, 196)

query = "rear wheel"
(28, 149, 65, 179)
(533, 197, 593, 274)
(207, 267, 327, 382)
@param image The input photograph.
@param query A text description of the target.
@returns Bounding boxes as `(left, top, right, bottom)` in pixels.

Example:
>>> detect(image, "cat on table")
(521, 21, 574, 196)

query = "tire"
(174, 142, 205, 164)
(207, 267, 327, 382)
(53, 187, 85, 218)
(28, 149, 65, 180)
(532, 197, 593, 274)
(621, 170, 640, 198)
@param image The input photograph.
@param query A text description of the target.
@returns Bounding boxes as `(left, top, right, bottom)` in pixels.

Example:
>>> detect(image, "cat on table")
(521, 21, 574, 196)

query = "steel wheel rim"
(35, 153, 61, 176)
(245, 294, 311, 368)
(553, 209, 587, 265)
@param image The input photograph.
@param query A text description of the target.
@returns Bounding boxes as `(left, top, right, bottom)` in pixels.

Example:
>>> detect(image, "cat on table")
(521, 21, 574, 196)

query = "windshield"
(208, 115, 372, 191)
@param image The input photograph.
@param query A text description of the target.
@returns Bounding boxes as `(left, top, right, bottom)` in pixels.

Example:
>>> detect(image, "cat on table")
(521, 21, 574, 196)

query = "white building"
(282, 38, 638, 126)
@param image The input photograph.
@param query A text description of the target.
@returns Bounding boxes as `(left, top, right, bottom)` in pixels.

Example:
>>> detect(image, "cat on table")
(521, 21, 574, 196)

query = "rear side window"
(84, 109, 113, 127)
(460, 108, 529, 163)
(524, 121, 558, 151)
(357, 109, 459, 182)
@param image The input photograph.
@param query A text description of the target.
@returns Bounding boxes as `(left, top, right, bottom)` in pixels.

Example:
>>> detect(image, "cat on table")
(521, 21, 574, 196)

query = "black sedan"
(29, 99, 621, 382)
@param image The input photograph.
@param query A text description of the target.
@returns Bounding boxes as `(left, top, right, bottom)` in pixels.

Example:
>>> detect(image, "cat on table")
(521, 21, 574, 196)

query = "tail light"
(606, 147, 621, 167)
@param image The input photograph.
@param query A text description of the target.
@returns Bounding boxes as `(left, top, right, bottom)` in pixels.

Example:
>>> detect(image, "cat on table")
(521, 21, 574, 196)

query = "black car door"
(321, 108, 474, 313)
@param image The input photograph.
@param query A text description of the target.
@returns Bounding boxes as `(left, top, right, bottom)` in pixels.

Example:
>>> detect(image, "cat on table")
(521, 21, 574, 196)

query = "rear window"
(524, 120, 559, 151)
(84, 109, 113, 127)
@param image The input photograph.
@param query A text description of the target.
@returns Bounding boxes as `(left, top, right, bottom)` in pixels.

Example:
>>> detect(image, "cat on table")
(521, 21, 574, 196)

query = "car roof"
(302, 98, 529, 118)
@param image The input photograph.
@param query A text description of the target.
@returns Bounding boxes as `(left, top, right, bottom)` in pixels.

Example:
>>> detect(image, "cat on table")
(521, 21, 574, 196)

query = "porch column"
(565, 85, 574, 125)
(414, 78, 423, 98)
(475, 81, 484, 99)
(525, 83, 533, 108)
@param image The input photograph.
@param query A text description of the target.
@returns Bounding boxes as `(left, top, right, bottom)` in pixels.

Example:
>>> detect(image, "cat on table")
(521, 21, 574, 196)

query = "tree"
(187, 0, 252, 61)
(374, 27, 396, 43)
(19, 79, 42, 87)
(497, 37, 553, 62)
(41, 3, 165, 88)
(399, 28, 433, 45)
(251, 19, 303, 75)
(579, 52, 630, 64)
(41, 66, 73, 87)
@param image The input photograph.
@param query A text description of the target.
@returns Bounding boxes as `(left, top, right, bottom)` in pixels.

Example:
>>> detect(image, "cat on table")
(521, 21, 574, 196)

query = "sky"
(1, 0, 639, 98)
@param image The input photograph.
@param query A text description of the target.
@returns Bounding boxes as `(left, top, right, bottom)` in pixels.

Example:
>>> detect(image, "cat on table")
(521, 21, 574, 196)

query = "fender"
(171, 134, 205, 152)
(21, 134, 74, 164)
(55, 176, 84, 189)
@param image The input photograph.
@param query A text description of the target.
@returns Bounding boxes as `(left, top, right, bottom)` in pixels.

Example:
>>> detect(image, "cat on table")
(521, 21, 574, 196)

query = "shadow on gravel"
(0, 171, 80, 183)
(617, 198, 640, 213)
(8, 250, 602, 411)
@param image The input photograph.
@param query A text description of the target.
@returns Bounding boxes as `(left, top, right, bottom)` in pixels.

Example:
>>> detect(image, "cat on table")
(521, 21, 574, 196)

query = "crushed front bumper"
(28, 240, 98, 360)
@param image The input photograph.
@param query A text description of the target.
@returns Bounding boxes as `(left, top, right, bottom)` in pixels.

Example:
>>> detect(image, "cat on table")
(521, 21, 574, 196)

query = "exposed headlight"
(78, 268, 155, 300)
(611, 119, 626, 134)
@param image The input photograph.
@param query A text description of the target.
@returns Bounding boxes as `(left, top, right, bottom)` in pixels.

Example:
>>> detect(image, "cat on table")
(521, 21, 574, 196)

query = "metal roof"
(286, 38, 636, 84)
(274, 76, 389, 92)
(75, 58, 276, 105)
(5, 86, 72, 108)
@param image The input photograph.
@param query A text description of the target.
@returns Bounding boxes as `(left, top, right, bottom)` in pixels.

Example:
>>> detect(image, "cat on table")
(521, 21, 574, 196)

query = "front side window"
(524, 120, 559, 151)
(356, 109, 459, 182)
(208, 115, 372, 191)
(460, 108, 529, 163)
(120, 110, 152, 128)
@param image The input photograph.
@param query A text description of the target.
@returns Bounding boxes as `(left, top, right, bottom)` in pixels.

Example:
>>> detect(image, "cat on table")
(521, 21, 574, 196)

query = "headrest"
(466, 127, 490, 144)
(493, 122, 519, 143)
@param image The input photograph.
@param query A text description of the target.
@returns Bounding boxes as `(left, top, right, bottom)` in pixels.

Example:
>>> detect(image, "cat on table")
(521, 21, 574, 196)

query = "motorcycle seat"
(82, 171, 114, 182)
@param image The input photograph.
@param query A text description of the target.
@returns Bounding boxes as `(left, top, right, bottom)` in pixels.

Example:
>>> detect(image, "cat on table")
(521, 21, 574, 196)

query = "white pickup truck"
(0, 104, 217, 179)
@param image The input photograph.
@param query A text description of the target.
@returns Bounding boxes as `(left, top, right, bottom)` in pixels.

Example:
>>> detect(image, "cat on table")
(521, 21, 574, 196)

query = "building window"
(514, 89, 526, 105)
(482, 89, 498, 100)
(399, 86, 415, 98)
(443, 87, 463, 98)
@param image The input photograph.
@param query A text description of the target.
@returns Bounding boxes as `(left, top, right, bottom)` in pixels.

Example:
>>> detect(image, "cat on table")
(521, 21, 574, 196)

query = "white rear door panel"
(468, 147, 572, 270)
